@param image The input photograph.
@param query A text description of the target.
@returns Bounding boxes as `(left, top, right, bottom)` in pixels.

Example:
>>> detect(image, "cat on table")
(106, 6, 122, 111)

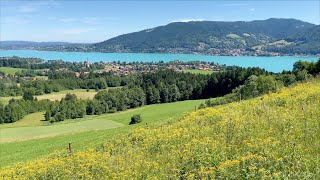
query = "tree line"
(0, 56, 105, 71)
(1, 59, 319, 124)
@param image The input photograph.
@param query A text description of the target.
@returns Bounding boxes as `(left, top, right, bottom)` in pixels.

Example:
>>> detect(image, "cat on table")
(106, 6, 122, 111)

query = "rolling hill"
(93, 18, 318, 55)
(1, 79, 319, 178)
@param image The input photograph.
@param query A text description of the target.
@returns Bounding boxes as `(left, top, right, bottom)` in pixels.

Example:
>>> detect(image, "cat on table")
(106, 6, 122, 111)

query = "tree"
(0, 103, 4, 124)
(54, 112, 65, 122)
(159, 86, 169, 103)
(146, 86, 160, 104)
(129, 114, 142, 125)
(23, 90, 34, 101)
(45, 111, 51, 121)
(64, 93, 77, 101)
(168, 84, 180, 102)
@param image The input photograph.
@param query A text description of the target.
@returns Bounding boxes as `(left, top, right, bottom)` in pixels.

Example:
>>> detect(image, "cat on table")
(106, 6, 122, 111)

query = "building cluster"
(97, 61, 225, 75)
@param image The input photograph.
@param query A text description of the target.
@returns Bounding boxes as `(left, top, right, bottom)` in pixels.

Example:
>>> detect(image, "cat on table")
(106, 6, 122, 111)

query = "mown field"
(0, 99, 205, 167)
(0, 88, 110, 105)
(1, 80, 319, 179)
(0, 67, 24, 75)
(183, 69, 213, 75)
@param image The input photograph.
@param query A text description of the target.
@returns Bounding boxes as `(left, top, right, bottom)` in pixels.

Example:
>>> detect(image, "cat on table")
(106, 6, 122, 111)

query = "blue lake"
(0, 50, 318, 72)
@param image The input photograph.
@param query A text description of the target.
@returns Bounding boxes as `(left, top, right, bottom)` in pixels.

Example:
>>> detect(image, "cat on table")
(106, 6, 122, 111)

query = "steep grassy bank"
(1, 80, 319, 179)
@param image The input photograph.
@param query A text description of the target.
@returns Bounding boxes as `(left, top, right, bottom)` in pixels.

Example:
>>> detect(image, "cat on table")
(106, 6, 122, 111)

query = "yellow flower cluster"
(1, 80, 320, 179)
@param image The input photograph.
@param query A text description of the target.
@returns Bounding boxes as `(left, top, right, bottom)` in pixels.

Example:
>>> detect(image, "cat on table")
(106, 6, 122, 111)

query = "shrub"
(129, 114, 142, 125)
(198, 103, 206, 109)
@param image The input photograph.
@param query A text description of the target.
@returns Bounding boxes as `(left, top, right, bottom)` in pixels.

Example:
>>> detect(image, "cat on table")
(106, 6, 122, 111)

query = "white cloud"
(250, 8, 255, 12)
(1, 16, 29, 25)
(17, 0, 60, 13)
(57, 28, 95, 35)
(18, 5, 37, 13)
(59, 18, 77, 22)
(171, 18, 205, 23)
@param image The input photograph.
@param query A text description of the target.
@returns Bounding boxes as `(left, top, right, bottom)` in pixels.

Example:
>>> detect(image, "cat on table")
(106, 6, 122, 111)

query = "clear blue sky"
(1, 0, 319, 43)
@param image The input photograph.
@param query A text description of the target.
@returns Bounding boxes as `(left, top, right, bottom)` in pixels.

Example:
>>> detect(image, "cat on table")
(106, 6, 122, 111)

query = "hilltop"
(1, 79, 319, 179)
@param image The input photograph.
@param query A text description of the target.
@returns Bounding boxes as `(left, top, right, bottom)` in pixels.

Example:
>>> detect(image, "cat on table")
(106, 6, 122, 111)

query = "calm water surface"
(0, 50, 318, 72)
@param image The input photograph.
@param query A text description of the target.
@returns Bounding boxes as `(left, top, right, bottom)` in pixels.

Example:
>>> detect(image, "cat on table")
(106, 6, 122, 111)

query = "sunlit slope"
(1, 80, 320, 179)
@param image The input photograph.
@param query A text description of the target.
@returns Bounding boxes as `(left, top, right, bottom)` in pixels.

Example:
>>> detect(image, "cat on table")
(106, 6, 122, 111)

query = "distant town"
(0, 56, 228, 81)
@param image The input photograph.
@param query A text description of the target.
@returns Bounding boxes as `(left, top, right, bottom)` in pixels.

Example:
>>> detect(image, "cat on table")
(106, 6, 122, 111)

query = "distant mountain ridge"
(1, 18, 319, 55)
(92, 18, 319, 55)
(0, 41, 90, 51)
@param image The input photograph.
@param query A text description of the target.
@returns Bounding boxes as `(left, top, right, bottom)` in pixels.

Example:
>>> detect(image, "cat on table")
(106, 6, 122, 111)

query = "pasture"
(0, 67, 24, 75)
(0, 88, 110, 105)
(0, 99, 205, 167)
(183, 69, 213, 75)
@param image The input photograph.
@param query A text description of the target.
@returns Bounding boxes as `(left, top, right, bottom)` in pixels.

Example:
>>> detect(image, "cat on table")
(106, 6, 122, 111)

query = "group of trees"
(0, 74, 132, 97)
(0, 56, 105, 71)
(138, 67, 269, 104)
(293, 60, 320, 75)
(1, 59, 319, 124)
(45, 94, 86, 123)
(43, 87, 146, 123)
(203, 59, 320, 108)
(0, 98, 51, 123)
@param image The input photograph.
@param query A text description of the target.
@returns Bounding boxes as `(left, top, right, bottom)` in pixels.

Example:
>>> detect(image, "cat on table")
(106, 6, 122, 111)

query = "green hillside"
(263, 25, 320, 54)
(1, 80, 319, 179)
(0, 99, 204, 167)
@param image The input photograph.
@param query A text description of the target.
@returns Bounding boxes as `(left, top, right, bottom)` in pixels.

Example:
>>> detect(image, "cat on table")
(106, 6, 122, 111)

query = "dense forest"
(1, 58, 319, 123)
(0, 56, 105, 71)
(92, 18, 318, 55)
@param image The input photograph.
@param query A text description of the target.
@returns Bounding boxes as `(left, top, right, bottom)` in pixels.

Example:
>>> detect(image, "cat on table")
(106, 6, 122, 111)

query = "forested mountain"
(93, 18, 318, 55)
(2, 19, 318, 55)
(264, 25, 320, 54)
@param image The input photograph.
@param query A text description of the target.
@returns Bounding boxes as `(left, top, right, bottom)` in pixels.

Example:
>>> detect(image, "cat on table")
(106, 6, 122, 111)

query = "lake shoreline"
(0, 50, 318, 72)
(1, 48, 319, 58)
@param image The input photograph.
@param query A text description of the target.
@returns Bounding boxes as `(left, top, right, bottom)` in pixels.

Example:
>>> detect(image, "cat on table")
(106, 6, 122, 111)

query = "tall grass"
(1, 80, 319, 179)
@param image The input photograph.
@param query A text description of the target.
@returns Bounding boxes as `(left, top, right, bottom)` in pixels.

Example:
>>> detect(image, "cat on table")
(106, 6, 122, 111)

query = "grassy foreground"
(0, 99, 204, 167)
(1, 81, 319, 179)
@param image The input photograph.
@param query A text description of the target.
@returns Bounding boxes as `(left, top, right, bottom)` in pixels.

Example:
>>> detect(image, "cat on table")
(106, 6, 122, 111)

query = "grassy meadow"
(0, 88, 110, 105)
(0, 99, 205, 167)
(1, 80, 319, 178)
(183, 69, 213, 75)
(0, 67, 24, 75)
(0, 112, 46, 128)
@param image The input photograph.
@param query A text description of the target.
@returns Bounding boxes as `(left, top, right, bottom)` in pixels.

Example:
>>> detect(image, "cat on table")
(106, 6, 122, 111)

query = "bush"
(198, 103, 206, 109)
(129, 114, 142, 125)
